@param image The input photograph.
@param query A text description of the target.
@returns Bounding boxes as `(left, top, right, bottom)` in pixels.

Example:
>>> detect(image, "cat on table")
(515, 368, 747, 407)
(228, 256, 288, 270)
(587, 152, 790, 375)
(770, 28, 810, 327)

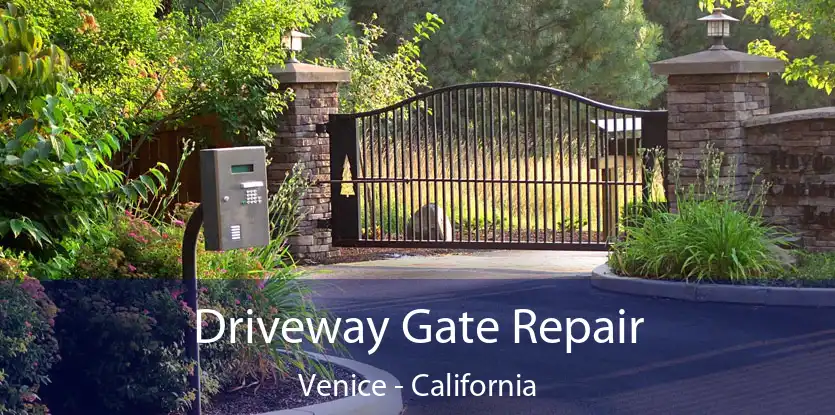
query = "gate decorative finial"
(340, 156, 355, 197)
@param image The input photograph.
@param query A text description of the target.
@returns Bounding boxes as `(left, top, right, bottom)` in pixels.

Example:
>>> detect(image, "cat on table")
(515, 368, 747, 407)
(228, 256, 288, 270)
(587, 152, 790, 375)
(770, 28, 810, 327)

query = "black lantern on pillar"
(698, 7, 739, 50)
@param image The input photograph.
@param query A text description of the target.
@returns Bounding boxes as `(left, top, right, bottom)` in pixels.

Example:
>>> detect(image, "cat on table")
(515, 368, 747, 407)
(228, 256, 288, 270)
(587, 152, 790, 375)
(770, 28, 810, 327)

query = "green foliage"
(704, 0, 835, 94)
(20, 0, 341, 152)
(0, 7, 167, 259)
(44, 278, 199, 414)
(780, 251, 835, 287)
(0, 3, 71, 112)
(316, 12, 443, 113)
(0, 252, 60, 415)
(346, 0, 664, 108)
(644, 0, 835, 112)
(39, 162, 332, 413)
(303, 1, 356, 65)
(620, 200, 669, 230)
(609, 145, 789, 282)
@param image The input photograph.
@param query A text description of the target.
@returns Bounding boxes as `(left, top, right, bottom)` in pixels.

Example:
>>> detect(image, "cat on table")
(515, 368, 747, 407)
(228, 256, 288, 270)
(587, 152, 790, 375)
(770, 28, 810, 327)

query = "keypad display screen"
(231, 164, 255, 174)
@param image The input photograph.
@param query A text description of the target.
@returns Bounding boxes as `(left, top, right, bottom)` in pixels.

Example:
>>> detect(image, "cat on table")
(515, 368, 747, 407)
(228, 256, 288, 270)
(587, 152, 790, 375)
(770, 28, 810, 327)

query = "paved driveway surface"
(305, 251, 835, 415)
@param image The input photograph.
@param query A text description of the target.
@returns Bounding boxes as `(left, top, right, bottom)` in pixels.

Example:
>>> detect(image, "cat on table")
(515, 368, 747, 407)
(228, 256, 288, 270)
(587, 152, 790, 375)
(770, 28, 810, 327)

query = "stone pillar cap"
(269, 61, 351, 84)
(651, 49, 785, 76)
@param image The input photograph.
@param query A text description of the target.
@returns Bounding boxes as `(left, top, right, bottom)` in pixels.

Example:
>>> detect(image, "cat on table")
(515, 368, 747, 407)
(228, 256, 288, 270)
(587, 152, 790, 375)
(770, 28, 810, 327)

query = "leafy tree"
(303, 1, 356, 66)
(18, 0, 340, 170)
(640, 0, 835, 111)
(348, 0, 664, 108)
(0, 3, 71, 110)
(704, 0, 835, 94)
(0, 5, 166, 259)
(314, 12, 443, 113)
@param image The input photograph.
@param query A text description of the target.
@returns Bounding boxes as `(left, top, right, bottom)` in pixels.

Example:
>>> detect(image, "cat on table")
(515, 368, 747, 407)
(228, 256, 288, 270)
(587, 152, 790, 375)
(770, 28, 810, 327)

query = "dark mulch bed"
(311, 229, 604, 265)
(205, 364, 363, 415)
(313, 247, 466, 265)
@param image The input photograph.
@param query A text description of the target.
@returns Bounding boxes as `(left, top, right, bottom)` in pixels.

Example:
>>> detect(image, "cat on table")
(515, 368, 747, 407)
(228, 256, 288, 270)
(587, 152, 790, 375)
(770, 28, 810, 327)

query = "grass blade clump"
(609, 144, 789, 283)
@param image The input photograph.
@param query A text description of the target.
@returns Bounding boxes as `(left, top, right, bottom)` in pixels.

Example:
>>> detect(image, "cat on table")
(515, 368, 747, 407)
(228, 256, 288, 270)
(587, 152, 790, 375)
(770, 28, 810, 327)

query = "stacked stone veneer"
(653, 50, 835, 250)
(666, 73, 770, 206)
(744, 109, 835, 250)
(268, 82, 340, 260)
(268, 62, 349, 262)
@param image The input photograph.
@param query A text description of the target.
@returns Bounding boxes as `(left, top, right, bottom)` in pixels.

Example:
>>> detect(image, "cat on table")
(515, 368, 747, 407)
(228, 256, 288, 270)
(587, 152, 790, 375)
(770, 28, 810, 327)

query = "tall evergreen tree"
(348, 0, 665, 108)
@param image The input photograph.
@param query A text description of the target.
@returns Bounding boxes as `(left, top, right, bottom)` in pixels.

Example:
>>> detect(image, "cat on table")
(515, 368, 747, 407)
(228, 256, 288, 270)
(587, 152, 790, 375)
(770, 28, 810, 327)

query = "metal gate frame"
(328, 82, 667, 250)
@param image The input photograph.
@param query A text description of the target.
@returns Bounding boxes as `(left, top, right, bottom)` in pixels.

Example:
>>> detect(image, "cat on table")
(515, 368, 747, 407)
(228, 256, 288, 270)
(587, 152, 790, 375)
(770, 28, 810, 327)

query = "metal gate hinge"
(315, 123, 328, 134)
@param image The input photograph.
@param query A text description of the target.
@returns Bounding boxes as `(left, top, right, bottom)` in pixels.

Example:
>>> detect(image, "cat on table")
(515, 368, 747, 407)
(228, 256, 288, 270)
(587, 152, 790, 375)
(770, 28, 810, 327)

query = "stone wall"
(744, 108, 835, 250)
(268, 82, 341, 261)
(666, 73, 770, 206)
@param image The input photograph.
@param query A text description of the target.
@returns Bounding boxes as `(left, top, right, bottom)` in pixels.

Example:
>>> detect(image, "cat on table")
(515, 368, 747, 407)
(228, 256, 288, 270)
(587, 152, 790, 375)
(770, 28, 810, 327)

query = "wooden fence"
(113, 115, 233, 204)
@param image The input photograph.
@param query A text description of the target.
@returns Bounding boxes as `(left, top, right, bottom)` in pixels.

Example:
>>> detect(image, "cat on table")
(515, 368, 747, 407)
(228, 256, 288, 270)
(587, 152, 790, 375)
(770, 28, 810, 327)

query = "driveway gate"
(328, 82, 667, 250)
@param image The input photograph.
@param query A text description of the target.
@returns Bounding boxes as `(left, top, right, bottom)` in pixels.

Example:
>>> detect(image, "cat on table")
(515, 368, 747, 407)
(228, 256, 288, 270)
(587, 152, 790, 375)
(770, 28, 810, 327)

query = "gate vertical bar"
(432, 95, 440, 241)
(524, 90, 531, 243)
(572, 101, 583, 244)
(489, 88, 497, 242)
(536, 92, 548, 242)
(482, 88, 488, 241)
(375, 113, 383, 240)
(621, 112, 628, 231)
(515, 88, 521, 243)
(423, 97, 430, 241)
(558, 95, 565, 244)
(384, 112, 391, 241)
(440, 93, 447, 240)
(408, 102, 416, 240)
(465, 89, 472, 242)
(393, 108, 399, 240)
(402, 107, 409, 240)
(499, 88, 506, 242)
(567, 100, 574, 244)
(585, 104, 592, 244)
(594, 106, 601, 244)
(549, 95, 556, 243)
(473, 89, 480, 242)
(631, 113, 638, 223)
(360, 117, 368, 241)
(456, 90, 463, 241)
(533, 91, 539, 242)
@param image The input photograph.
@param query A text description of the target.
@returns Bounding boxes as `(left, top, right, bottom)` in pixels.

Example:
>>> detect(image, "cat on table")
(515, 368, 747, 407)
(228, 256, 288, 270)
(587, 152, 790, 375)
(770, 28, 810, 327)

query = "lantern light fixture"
(281, 30, 311, 63)
(697, 7, 739, 50)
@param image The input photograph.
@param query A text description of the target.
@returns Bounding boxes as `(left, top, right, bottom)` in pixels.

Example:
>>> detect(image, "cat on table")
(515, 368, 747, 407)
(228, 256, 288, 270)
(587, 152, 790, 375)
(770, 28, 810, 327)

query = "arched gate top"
(341, 81, 666, 118)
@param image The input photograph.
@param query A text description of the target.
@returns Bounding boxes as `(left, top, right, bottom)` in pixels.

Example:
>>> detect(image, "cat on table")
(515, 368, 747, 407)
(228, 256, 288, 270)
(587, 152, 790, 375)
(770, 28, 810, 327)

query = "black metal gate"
(328, 82, 667, 250)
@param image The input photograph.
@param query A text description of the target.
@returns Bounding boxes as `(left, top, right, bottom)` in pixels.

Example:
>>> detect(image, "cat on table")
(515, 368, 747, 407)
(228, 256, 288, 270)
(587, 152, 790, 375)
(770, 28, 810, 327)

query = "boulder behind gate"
(405, 203, 454, 242)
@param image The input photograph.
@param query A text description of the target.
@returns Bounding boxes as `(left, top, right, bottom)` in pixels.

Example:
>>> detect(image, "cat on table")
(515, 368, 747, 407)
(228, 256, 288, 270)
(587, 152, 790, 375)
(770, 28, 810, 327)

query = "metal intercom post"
(182, 146, 271, 415)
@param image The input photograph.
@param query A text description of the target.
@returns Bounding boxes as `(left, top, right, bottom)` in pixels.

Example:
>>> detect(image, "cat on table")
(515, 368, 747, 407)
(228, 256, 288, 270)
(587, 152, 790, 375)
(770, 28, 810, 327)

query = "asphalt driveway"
(305, 251, 835, 415)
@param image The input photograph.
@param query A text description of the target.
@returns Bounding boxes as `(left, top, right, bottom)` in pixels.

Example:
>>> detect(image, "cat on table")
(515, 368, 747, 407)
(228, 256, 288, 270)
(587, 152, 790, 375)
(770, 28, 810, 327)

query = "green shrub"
(778, 251, 835, 287)
(0, 253, 60, 415)
(316, 12, 443, 114)
(41, 162, 331, 414)
(0, 6, 167, 259)
(619, 200, 668, 229)
(609, 145, 789, 282)
(44, 279, 201, 414)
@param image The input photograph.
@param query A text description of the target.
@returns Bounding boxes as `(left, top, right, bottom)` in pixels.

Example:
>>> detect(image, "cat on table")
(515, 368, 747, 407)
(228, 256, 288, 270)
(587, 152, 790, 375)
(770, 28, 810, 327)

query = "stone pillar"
(651, 49, 784, 208)
(269, 62, 350, 262)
